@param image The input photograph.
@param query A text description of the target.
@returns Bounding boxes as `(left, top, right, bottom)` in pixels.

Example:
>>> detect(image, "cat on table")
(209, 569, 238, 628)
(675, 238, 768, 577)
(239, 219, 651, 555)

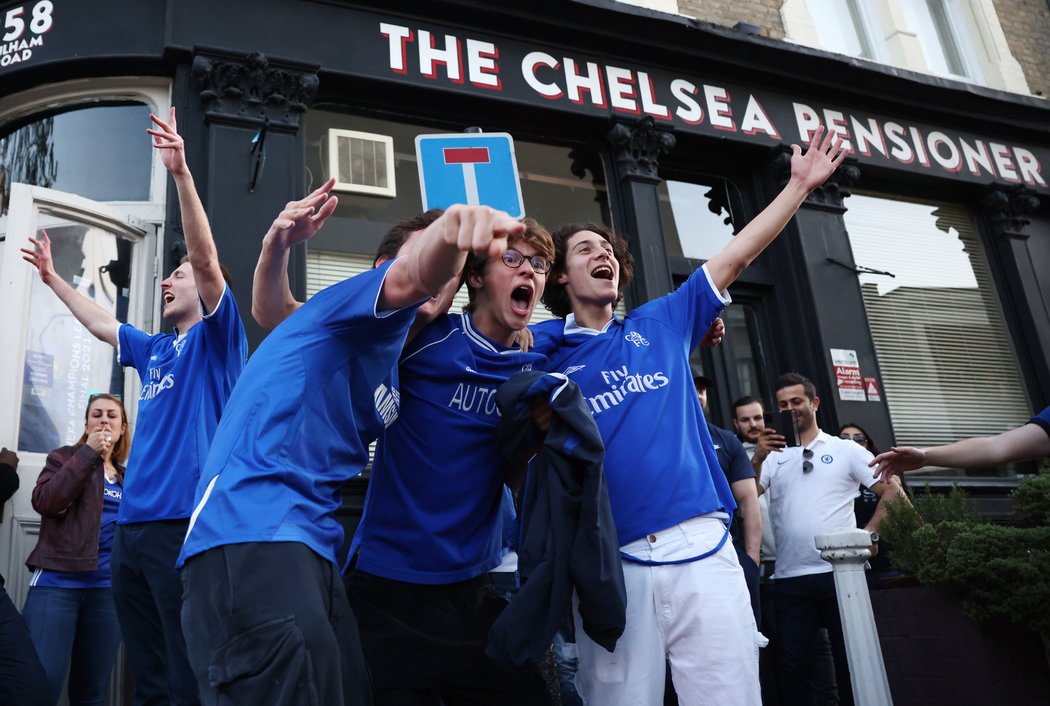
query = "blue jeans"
(21, 586, 122, 706)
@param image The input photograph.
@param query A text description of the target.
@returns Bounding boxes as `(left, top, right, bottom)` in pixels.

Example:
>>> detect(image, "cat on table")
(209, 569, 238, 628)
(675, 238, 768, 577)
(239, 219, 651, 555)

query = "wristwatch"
(869, 531, 880, 545)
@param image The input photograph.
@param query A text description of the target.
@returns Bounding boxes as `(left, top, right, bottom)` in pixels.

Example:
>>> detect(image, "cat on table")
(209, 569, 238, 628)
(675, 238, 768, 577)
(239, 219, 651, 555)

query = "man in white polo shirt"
(757, 372, 907, 706)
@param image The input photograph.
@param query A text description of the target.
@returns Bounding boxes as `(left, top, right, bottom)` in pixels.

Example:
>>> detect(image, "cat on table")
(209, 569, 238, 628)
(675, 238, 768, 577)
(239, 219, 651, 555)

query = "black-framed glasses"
(802, 448, 814, 474)
(501, 249, 552, 274)
(840, 433, 867, 444)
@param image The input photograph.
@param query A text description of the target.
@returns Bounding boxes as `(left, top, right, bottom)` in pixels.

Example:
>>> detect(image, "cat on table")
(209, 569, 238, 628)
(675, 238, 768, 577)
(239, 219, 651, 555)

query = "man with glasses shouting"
(756, 372, 908, 706)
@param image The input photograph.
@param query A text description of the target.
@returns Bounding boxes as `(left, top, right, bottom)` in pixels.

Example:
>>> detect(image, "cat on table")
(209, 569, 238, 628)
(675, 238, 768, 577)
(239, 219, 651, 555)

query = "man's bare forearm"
(252, 232, 301, 329)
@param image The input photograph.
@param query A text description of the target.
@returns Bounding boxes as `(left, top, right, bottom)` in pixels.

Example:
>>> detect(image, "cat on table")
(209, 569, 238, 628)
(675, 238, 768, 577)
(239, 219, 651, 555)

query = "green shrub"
(880, 477, 1050, 638)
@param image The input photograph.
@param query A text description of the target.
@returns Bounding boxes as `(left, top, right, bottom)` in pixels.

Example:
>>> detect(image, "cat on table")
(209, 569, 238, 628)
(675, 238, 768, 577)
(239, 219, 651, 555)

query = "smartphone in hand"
(772, 409, 801, 447)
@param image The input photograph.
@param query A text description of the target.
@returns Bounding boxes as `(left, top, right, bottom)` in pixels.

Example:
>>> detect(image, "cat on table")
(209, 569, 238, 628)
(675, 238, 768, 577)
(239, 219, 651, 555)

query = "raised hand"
(266, 178, 340, 249)
(21, 229, 58, 286)
(869, 447, 925, 480)
(147, 107, 189, 177)
(441, 204, 525, 260)
(85, 430, 113, 456)
(790, 126, 848, 193)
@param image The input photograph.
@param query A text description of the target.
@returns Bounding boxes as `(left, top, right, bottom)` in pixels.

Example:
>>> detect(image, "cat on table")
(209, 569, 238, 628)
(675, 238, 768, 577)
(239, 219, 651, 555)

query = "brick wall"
(676, 0, 786, 39)
(993, 0, 1050, 97)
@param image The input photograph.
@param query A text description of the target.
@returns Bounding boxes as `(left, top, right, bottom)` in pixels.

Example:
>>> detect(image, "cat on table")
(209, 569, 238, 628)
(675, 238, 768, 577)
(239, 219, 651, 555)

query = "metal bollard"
(815, 527, 893, 706)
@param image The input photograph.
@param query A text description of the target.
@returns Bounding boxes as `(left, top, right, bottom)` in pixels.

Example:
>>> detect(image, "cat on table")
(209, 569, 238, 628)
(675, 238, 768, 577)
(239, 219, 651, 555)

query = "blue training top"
(31, 478, 122, 589)
(117, 286, 247, 523)
(178, 261, 417, 568)
(531, 265, 736, 545)
(1031, 405, 1050, 437)
(349, 313, 545, 584)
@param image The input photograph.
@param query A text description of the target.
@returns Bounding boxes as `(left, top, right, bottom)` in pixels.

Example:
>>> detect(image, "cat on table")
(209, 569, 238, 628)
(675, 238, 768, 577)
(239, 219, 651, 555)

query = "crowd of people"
(0, 107, 1047, 706)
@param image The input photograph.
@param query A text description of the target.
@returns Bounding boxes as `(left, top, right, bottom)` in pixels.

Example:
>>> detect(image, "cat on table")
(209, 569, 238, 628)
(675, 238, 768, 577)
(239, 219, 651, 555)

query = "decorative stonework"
(980, 185, 1041, 240)
(192, 51, 319, 129)
(772, 148, 859, 211)
(606, 116, 675, 182)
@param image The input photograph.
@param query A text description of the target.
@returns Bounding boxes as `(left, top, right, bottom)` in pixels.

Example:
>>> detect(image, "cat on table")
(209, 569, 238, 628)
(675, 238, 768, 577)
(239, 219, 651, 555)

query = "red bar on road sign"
(444, 147, 491, 164)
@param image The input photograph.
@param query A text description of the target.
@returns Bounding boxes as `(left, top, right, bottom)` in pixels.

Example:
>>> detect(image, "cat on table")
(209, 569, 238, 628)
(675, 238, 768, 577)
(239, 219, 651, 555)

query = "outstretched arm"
(252, 178, 339, 329)
(380, 205, 524, 311)
(21, 230, 120, 347)
(148, 107, 226, 314)
(706, 127, 847, 292)
(870, 422, 1050, 480)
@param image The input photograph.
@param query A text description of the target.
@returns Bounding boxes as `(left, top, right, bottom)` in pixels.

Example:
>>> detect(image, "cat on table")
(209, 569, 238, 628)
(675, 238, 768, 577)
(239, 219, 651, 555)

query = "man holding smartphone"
(756, 372, 908, 706)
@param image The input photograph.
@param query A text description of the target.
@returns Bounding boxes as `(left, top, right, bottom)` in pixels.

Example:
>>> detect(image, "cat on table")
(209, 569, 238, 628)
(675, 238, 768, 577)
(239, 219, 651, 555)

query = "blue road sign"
(416, 133, 525, 218)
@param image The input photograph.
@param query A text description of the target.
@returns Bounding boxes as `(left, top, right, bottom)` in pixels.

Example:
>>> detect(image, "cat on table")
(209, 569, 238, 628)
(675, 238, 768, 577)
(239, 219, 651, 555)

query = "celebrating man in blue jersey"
(250, 187, 557, 703)
(23, 108, 247, 706)
(530, 127, 847, 705)
(178, 191, 529, 705)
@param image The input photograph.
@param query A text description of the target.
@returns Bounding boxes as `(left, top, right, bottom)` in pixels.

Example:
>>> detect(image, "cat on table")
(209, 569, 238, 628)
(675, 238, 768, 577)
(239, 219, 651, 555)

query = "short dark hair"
(542, 222, 634, 319)
(463, 218, 555, 312)
(180, 256, 233, 287)
(372, 209, 445, 267)
(732, 395, 762, 417)
(774, 372, 817, 401)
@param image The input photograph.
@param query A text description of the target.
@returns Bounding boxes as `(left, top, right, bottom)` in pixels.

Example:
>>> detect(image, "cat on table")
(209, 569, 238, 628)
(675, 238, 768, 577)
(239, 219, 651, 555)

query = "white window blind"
(843, 194, 1030, 449)
(306, 248, 569, 324)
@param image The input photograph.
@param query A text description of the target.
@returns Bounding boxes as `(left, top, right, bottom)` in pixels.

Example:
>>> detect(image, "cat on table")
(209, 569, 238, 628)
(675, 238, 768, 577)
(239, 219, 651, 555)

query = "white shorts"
(574, 515, 761, 705)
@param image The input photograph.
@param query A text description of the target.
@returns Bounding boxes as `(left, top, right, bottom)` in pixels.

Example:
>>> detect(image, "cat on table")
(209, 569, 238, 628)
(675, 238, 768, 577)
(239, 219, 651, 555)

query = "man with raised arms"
(178, 191, 527, 705)
(251, 190, 557, 703)
(529, 127, 846, 705)
(23, 108, 246, 706)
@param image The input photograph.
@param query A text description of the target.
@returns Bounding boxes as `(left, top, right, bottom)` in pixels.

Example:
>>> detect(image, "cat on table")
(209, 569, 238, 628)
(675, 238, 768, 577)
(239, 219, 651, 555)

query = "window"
(0, 103, 153, 214)
(659, 178, 736, 261)
(805, 0, 883, 61)
(900, 0, 982, 81)
(844, 193, 1031, 477)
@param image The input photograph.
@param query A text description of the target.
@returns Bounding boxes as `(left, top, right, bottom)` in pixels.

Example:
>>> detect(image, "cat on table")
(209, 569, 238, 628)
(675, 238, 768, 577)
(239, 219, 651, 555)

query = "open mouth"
(510, 285, 533, 315)
(163, 292, 175, 306)
(591, 265, 614, 281)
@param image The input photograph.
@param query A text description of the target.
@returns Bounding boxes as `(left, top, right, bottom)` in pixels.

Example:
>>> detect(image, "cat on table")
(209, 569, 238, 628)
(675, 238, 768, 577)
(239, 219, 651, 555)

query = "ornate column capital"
(606, 116, 675, 183)
(980, 184, 1040, 241)
(192, 51, 319, 129)
(771, 148, 859, 212)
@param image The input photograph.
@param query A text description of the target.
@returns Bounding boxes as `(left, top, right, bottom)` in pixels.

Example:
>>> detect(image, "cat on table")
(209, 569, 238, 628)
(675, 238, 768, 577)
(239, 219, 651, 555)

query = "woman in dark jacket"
(22, 393, 128, 706)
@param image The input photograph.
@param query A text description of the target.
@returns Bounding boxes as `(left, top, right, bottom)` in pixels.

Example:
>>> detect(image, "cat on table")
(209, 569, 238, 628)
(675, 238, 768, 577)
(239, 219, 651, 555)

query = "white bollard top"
(815, 526, 874, 550)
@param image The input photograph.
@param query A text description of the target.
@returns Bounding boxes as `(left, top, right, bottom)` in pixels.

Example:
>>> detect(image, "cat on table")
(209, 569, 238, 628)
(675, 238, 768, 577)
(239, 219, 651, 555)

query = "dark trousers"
(735, 543, 762, 627)
(181, 542, 371, 706)
(111, 520, 199, 706)
(774, 573, 854, 706)
(346, 570, 554, 706)
(21, 586, 122, 706)
(0, 579, 49, 706)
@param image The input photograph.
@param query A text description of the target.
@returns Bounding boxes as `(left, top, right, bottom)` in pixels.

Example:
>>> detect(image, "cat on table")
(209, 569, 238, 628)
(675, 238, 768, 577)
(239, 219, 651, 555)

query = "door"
(0, 182, 154, 613)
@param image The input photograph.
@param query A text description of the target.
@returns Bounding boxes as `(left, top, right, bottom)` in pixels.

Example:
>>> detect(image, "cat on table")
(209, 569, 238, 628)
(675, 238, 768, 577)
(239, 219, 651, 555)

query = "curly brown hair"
(541, 223, 634, 319)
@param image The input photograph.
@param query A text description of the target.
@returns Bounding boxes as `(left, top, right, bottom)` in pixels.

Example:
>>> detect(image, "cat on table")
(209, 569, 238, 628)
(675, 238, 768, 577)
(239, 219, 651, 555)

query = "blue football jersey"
(350, 313, 546, 584)
(531, 265, 736, 545)
(179, 261, 417, 568)
(117, 286, 247, 523)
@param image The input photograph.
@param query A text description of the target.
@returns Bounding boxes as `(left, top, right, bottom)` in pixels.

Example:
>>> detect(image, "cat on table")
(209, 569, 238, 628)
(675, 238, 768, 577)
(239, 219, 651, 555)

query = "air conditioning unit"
(328, 129, 396, 198)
